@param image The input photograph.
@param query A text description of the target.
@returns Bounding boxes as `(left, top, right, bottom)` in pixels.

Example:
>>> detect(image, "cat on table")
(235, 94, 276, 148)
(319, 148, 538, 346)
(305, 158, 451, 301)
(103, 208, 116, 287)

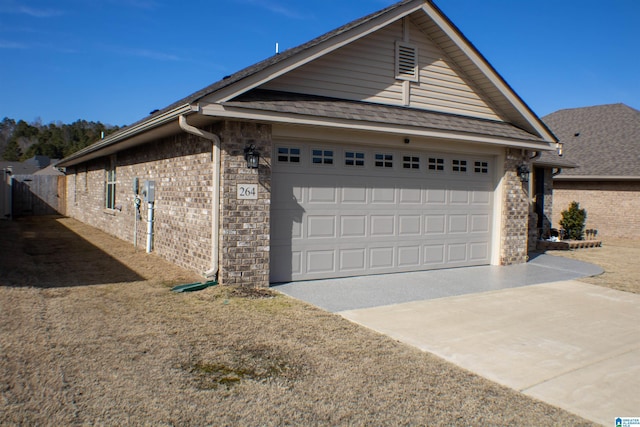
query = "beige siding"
(262, 18, 502, 120)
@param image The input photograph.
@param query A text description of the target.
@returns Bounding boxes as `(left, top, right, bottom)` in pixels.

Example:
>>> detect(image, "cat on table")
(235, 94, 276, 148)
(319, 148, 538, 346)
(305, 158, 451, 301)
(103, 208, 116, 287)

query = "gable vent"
(395, 41, 418, 82)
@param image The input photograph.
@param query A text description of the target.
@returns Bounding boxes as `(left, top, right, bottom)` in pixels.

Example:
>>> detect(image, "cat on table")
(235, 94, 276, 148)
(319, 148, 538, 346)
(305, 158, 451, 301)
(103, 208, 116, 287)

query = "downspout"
(179, 115, 221, 280)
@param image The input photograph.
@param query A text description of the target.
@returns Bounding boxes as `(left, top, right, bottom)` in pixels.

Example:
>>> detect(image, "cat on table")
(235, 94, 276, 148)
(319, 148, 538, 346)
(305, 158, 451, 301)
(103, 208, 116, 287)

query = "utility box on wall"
(143, 180, 155, 203)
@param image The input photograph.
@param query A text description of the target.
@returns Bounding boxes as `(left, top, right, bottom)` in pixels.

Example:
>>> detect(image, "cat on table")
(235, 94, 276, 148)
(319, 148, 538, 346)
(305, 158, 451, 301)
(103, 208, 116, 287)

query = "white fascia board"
(208, 2, 424, 104)
(421, 3, 556, 143)
(57, 104, 192, 167)
(554, 175, 640, 181)
(199, 103, 554, 151)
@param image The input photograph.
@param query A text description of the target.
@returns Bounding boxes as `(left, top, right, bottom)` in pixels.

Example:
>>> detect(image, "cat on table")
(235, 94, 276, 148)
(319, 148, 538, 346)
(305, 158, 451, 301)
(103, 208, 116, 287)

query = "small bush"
(559, 201, 587, 240)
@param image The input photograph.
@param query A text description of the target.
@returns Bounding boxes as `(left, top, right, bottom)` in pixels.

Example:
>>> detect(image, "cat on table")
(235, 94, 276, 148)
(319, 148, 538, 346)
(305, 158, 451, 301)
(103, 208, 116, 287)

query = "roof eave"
(200, 103, 554, 151)
(56, 104, 194, 167)
(554, 175, 640, 181)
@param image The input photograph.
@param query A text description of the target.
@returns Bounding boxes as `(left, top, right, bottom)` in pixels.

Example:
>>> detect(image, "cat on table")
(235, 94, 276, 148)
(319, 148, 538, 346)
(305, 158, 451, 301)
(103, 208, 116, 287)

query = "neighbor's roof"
(540, 103, 640, 179)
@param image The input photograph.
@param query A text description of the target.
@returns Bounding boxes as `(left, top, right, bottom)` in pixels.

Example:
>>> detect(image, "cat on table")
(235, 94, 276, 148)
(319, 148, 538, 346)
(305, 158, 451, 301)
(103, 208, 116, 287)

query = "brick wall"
(552, 180, 640, 239)
(218, 121, 272, 287)
(66, 130, 215, 275)
(501, 148, 531, 264)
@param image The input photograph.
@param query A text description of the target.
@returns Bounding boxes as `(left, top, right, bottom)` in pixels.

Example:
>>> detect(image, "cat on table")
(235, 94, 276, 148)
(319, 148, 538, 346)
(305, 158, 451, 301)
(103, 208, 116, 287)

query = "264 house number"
(237, 184, 258, 200)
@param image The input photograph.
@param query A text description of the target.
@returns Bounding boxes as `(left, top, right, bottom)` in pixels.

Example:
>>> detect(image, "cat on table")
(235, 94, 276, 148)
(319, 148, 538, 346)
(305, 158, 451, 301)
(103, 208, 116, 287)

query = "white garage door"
(270, 142, 494, 283)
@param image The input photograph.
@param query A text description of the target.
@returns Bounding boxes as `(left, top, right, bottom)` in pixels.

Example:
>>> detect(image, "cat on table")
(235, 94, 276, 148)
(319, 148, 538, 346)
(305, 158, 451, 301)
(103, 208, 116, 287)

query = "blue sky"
(1, 0, 638, 126)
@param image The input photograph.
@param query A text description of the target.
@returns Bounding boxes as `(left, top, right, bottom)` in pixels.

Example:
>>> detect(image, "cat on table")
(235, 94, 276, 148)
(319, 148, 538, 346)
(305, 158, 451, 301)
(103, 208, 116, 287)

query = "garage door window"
(474, 161, 489, 174)
(312, 149, 334, 165)
(452, 159, 467, 172)
(277, 147, 301, 163)
(375, 153, 393, 168)
(428, 157, 444, 171)
(403, 155, 420, 170)
(345, 151, 365, 166)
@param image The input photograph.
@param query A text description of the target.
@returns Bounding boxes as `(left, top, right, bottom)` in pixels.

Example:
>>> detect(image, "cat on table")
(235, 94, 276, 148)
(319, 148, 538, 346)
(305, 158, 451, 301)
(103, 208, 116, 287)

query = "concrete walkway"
(273, 255, 639, 426)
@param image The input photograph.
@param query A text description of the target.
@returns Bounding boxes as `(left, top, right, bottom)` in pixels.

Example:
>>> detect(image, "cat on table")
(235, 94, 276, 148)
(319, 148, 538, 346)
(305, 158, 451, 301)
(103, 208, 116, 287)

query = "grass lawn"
(1, 217, 597, 426)
(545, 238, 640, 294)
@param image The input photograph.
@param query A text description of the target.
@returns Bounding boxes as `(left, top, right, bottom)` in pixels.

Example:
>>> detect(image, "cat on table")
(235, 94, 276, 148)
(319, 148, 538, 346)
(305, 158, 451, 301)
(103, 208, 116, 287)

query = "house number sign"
(237, 184, 258, 200)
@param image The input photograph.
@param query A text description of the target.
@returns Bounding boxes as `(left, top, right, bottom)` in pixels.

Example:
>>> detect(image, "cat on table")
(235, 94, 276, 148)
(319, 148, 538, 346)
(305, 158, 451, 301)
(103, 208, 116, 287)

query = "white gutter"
(178, 115, 221, 280)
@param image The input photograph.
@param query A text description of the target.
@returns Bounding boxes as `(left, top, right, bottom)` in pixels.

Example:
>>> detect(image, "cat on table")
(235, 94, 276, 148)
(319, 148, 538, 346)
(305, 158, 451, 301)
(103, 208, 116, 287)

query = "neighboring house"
(540, 104, 640, 239)
(56, 0, 557, 286)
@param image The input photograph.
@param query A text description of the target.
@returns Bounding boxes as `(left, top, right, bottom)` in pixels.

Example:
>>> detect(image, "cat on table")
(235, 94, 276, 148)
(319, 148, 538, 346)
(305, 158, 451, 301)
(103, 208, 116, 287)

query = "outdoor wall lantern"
(517, 164, 530, 183)
(244, 144, 260, 169)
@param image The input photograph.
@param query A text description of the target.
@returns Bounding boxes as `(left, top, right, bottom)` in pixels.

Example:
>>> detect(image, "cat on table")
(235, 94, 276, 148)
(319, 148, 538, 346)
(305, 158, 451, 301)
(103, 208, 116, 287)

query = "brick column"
(501, 148, 531, 264)
(219, 121, 272, 287)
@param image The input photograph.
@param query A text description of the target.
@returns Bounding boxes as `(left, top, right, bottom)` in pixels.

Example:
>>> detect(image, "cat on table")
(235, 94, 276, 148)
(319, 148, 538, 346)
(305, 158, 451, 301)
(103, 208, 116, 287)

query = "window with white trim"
(428, 157, 444, 171)
(452, 159, 467, 173)
(312, 149, 334, 165)
(105, 155, 116, 210)
(277, 147, 301, 163)
(345, 151, 365, 167)
(403, 155, 420, 170)
(474, 161, 489, 174)
(374, 153, 393, 168)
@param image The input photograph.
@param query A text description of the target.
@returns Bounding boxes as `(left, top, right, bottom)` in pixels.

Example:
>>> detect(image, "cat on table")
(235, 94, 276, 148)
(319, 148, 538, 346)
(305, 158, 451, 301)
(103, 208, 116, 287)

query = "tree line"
(0, 117, 120, 162)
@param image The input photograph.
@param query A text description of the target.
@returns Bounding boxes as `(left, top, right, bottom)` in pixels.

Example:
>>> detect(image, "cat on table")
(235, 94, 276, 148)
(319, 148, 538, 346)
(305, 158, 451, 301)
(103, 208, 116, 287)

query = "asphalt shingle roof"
(225, 90, 545, 142)
(540, 103, 640, 177)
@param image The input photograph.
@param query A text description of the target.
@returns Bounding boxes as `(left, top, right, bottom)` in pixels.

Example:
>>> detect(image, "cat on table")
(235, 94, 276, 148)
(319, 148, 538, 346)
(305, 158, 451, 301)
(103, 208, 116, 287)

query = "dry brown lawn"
(1, 217, 596, 426)
(545, 238, 640, 294)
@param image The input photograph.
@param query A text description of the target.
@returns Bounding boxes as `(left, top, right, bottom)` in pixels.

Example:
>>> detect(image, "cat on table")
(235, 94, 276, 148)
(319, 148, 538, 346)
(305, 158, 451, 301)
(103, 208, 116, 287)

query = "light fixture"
(517, 164, 530, 183)
(244, 144, 260, 169)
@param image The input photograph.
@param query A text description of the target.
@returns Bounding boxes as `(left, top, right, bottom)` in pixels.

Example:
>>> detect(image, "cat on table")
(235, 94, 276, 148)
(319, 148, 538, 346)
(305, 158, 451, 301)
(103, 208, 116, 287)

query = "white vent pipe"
(179, 115, 221, 280)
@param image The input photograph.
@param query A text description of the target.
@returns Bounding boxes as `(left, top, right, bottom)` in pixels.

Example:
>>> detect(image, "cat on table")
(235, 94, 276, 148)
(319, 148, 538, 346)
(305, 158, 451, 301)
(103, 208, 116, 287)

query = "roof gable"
(260, 16, 504, 121)
(58, 0, 556, 167)
(195, 0, 554, 142)
(542, 103, 640, 178)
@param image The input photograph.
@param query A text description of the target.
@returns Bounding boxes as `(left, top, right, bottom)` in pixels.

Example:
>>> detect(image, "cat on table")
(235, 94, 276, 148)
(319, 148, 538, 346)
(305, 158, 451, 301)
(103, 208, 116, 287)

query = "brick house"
(538, 104, 640, 239)
(56, 0, 558, 287)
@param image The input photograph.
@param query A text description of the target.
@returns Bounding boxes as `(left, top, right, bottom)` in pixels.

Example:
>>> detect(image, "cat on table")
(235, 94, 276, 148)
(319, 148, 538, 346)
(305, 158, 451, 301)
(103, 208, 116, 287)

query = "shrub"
(559, 201, 587, 240)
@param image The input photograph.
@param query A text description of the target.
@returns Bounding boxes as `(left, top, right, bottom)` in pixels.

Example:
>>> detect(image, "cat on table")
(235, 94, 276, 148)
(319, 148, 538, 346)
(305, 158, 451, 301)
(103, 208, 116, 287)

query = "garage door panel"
(398, 246, 421, 267)
(339, 248, 366, 271)
(470, 242, 490, 260)
(448, 214, 469, 233)
(425, 215, 446, 234)
(342, 186, 367, 203)
(307, 215, 336, 239)
(340, 215, 367, 237)
(448, 243, 468, 262)
(400, 187, 422, 204)
(371, 215, 395, 236)
(308, 187, 337, 204)
(370, 247, 394, 269)
(307, 250, 335, 274)
(471, 190, 491, 205)
(270, 144, 494, 282)
(450, 189, 470, 204)
(371, 187, 396, 203)
(424, 244, 446, 264)
(426, 188, 447, 204)
(399, 215, 421, 235)
(470, 214, 490, 233)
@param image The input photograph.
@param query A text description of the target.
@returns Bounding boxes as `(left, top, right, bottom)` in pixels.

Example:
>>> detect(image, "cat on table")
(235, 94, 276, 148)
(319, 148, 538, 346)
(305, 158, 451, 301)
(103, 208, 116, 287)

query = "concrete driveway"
(274, 255, 639, 426)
